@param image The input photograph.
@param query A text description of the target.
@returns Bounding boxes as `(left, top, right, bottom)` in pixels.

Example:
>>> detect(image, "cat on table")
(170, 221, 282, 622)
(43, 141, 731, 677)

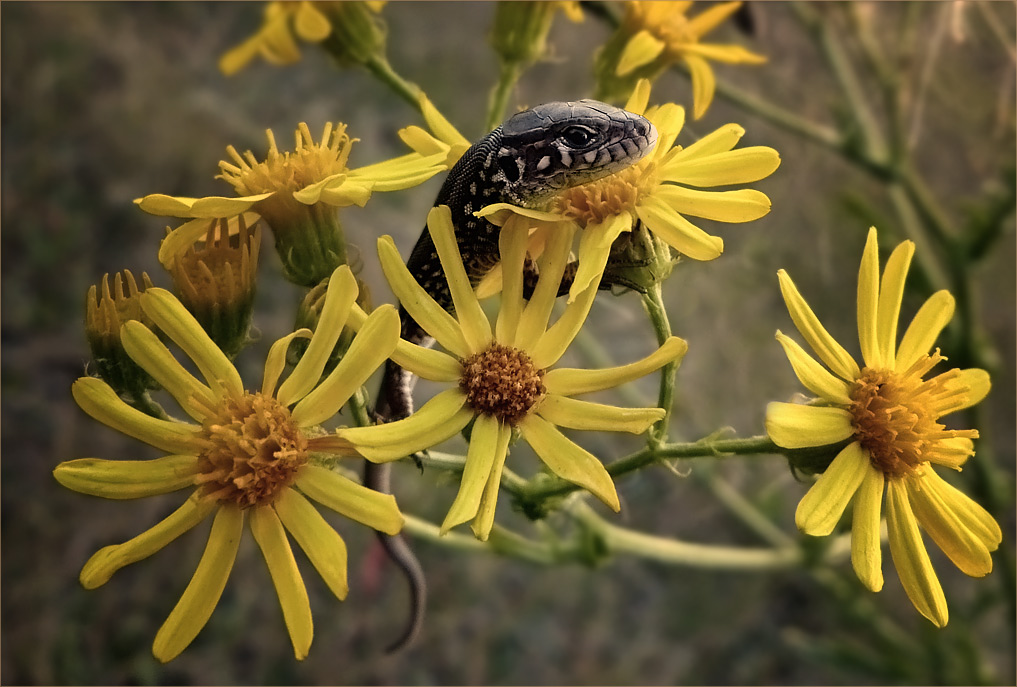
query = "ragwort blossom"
(766, 228, 1000, 627)
(334, 206, 687, 540)
(55, 266, 404, 661)
(479, 80, 780, 302)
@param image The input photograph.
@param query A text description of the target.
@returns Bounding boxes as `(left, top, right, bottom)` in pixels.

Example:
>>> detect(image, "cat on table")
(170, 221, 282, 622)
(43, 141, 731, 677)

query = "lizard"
(367, 99, 658, 652)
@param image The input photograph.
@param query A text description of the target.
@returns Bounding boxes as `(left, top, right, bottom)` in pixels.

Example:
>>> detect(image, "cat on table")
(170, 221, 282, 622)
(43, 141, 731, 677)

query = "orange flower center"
(460, 342, 545, 425)
(848, 353, 978, 478)
(195, 392, 308, 507)
(552, 161, 652, 226)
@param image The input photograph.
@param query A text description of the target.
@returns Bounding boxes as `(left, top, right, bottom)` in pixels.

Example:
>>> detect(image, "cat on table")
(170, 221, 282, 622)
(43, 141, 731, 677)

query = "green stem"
(128, 390, 171, 421)
(642, 283, 675, 446)
(486, 61, 522, 132)
(364, 55, 423, 111)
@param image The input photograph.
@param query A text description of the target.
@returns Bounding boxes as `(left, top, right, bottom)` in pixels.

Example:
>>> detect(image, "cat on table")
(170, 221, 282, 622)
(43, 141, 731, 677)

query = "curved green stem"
(486, 61, 522, 132)
(642, 283, 675, 446)
(364, 54, 423, 111)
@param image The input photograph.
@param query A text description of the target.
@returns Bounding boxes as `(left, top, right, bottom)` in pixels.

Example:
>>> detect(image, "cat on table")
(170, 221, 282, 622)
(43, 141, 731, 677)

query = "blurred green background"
(2, 2, 1014, 684)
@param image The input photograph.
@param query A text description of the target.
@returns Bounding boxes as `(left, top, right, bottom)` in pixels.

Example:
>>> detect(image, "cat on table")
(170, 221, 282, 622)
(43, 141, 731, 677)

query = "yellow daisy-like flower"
(335, 206, 687, 540)
(219, 1, 387, 76)
(136, 122, 445, 286)
(54, 266, 404, 662)
(596, 1, 766, 119)
(765, 227, 1000, 627)
(479, 81, 780, 302)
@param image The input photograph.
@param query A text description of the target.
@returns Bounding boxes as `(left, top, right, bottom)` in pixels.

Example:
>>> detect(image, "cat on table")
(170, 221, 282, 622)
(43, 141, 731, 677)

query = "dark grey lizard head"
(487, 99, 658, 207)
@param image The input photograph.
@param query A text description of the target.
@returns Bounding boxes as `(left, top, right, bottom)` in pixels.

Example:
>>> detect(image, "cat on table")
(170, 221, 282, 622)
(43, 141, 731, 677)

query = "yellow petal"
(926, 436, 975, 471)
(294, 0, 331, 41)
(515, 223, 577, 350)
(795, 441, 868, 536)
(686, 1, 743, 37)
(346, 303, 462, 382)
(419, 92, 470, 147)
(666, 123, 744, 164)
(377, 235, 470, 358)
(663, 146, 781, 186)
(543, 336, 687, 395)
(291, 172, 348, 206)
(942, 368, 991, 413)
(684, 53, 716, 120)
(120, 321, 217, 422)
(616, 30, 666, 76)
(441, 414, 501, 535)
(54, 455, 197, 500)
(262, 330, 313, 397)
(219, 36, 262, 76)
(134, 193, 272, 218)
(765, 402, 854, 449)
(519, 414, 620, 511)
(646, 103, 686, 153)
(72, 377, 206, 454)
(427, 205, 492, 351)
(471, 423, 512, 541)
(291, 305, 400, 427)
(895, 290, 955, 373)
(274, 487, 348, 601)
(141, 288, 244, 400)
(530, 276, 600, 369)
(295, 465, 404, 535)
(907, 473, 993, 577)
(495, 216, 530, 344)
(655, 185, 771, 222)
(398, 126, 447, 157)
(851, 466, 885, 591)
(885, 480, 948, 627)
(79, 492, 215, 589)
(857, 227, 882, 368)
(338, 389, 474, 462)
(921, 469, 1001, 550)
(152, 505, 243, 662)
(682, 42, 767, 64)
(636, 196, 723, 261)
(569, 213, 630, 302)
(774, 331, 852, 404)
(475, 202, 564, 227)
(876, 239, 915, 368)
(777, 270, 861, 381)
(536, 395, 664, 434)
(623, 78, 653, 115)
(249, 505, 313, 660)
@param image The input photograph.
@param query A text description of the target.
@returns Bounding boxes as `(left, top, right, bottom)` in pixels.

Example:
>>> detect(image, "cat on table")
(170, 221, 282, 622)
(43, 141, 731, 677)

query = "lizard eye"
(559, 126, 597, 148)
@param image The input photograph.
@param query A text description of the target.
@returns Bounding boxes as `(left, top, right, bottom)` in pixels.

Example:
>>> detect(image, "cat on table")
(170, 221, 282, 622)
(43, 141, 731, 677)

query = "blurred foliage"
(2, 2, 1014, 684)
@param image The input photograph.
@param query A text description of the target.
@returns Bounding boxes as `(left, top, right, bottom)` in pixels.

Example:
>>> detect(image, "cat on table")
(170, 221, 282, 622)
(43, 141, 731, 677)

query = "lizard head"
(490, 99, 658, 207)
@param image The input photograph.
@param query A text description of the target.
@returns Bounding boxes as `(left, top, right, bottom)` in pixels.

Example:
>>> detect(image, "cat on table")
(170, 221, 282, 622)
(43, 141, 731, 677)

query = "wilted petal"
(795, 441, 868, 536)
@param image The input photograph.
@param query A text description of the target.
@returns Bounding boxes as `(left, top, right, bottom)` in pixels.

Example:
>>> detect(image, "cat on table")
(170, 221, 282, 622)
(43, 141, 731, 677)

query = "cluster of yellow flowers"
(55, 0, 999, 665)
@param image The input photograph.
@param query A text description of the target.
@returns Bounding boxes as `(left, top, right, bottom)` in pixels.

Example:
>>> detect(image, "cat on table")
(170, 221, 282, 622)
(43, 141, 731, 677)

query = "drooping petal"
(777, 270, 861, 381)
(885, 479, 948, 627)
(377, 235, 470, 358)
(291, 305, 400, 427)
(917, 469, 1001, 553)
(663, 147, 781, 186)
(765, 402, 854, 449)
(616, 30, 666, 76)
(636, 195, 723, 261)
(262, 330, 313, 397)
(277, 266, 358, 407)
(530, 279, 601, 369)
(140, 288, 244, 400)
(72, 377, 206, 454)
(346, 303, 462, 382)
(475, 202, 564, 228)
(427, 205, 492, 351)
(684, 53, 717, 120)
(851, 466, 885, 591)
(569, 213, 632, 302)
(79, 492, 215, 588)
(795, 441, 868, 536)
(536, 395, 664, 434)
(774, 331, 852, 404)
(544, 336, 688, 395)
(295, 465, 403, 535)
(907, 473, 993, 578)
(895, 291, 955, 373)
(249, 505, 313, 660)
(152, 505, 243, 662)
(54, 455, 197, 499)
(495, 216, 530, 344)
(135, 193, 273, 219)
(875, 240, 915, 368)
(857, 227, 882, 369)
(655, 185, 771, 222)
(274, 487, 348, 601)
(419, 92, 471, 148)
(471, 423, 512, 541)
(441, 414, 501, 534)
(515, 223, 577, 350)
(519, 414, 620, 511)
(120, 321, 217, 421)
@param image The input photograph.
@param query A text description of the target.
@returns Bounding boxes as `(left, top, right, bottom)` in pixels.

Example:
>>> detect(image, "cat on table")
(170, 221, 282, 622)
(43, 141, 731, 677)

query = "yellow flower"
(335, 206, 687, 540)
(596, 1, 766, 119)
(85, 269, 160, 396)
(54, 266, 404, 662)
(479, 81, 780, 302)
(765, 227, 1000, 628)
(219, 1, 387, 76)
(136, 122, 445, 286)
(395, 93, 472, 172)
